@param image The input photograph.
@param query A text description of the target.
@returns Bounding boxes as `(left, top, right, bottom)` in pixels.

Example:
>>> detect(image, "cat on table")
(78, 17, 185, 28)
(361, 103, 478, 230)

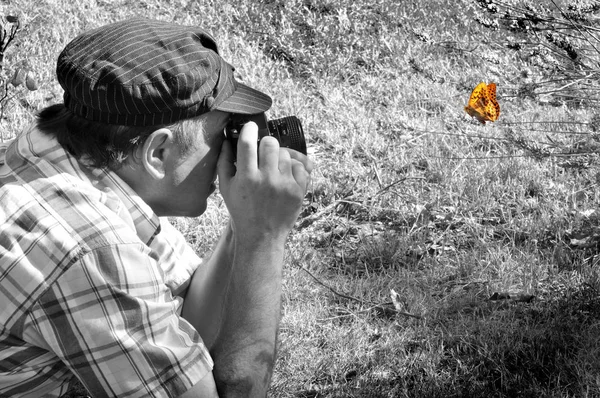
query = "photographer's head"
(39, 18, 273, 216)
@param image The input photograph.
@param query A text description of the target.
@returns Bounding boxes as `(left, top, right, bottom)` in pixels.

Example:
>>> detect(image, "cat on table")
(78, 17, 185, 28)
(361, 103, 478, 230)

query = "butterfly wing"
(464, 82, 489, 124)
(484, 83, 500, 122)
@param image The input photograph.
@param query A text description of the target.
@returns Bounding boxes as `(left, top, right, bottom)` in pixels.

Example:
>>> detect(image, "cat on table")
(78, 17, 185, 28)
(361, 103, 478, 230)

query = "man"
(0, 18, 312, 397)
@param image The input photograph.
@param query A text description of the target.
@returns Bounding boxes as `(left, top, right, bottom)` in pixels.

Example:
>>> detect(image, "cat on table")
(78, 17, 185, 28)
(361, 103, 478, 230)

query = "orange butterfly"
(464, 82, 500, 124)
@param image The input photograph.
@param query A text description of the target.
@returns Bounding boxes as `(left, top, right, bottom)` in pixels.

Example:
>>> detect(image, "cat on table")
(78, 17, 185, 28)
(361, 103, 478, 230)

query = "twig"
(298, 266, 422, 319)
(429, 151, 600, 161)
(299, 265, 366, 304)
(0, 17, 19, 70)
(549, 0, 600, 56)
(374, 177, 426, 197)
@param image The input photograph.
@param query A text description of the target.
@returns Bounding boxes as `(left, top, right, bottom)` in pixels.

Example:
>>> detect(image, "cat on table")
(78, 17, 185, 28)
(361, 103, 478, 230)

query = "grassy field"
(3, 0, 600, 396)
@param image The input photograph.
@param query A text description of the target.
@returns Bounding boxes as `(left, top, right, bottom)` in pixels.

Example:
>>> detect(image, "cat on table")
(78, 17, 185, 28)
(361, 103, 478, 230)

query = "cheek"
(180, 152, 219, 188)
(173, 137, 223, 187)
(201, 145, 222, 177)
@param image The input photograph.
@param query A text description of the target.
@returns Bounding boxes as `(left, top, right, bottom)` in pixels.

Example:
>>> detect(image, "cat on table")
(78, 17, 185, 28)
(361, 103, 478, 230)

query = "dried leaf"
(10, 68, 25, 87)
(390, 288, 403, 311)
(25, 73, 38, 91)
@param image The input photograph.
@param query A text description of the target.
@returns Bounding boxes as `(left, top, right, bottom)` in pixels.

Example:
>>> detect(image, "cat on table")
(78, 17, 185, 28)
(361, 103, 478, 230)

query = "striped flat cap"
(56, 18, 272, 126)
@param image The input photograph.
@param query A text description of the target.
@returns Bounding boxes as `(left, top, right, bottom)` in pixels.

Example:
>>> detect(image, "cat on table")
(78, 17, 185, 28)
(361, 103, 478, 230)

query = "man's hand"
(217, 121, 313, 247)
(200, 121, 313, 396)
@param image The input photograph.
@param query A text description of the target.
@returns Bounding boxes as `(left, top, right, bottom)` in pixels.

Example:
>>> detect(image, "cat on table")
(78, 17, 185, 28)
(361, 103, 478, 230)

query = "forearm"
(210, 236, 285, 397)
(182, 223, 235, 349)
(182, 224, 286, 397)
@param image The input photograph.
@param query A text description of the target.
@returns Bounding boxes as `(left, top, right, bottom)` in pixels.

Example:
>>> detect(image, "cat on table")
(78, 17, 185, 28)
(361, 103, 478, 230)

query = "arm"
(182, 122, 312, 397)
(179, 371, 220, 398)
(181, 221, 281, 398)
(181, 221, 284, 398)
(181, 222, 235, 350)
(210, 230, 285, 397)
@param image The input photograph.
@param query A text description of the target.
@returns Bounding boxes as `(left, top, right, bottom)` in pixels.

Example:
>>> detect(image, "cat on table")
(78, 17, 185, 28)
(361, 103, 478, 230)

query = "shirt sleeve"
(152, 218, 203, 298)
(23, 242, 213, 398)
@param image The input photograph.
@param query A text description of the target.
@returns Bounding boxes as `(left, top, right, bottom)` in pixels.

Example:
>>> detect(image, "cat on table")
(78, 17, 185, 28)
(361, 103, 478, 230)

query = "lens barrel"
(267, 116, 307, 155)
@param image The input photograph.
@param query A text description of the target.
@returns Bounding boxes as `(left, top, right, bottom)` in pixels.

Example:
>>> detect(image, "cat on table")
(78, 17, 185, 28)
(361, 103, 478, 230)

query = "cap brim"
(215, 82, 272, 115)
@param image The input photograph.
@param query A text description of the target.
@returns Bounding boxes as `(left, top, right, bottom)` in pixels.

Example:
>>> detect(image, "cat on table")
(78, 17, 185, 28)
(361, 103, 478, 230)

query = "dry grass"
(2, 0, 600, 396)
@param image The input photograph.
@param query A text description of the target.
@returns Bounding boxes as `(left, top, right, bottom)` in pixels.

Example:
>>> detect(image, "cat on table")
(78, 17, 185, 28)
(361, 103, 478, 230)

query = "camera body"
(225, 113, 307, 156)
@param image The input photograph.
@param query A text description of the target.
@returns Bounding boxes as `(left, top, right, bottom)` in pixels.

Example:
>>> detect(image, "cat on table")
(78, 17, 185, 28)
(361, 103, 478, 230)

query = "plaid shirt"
(0, 126, 213, 397)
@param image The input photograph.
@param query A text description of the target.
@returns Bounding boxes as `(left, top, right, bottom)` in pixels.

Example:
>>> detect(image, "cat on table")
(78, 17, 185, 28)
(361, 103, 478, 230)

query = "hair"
(36, 104, 206, 170)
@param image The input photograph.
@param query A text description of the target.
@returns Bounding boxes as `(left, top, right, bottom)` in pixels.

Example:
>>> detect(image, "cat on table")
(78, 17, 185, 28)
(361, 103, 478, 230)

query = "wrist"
(231, 222, 290, 252)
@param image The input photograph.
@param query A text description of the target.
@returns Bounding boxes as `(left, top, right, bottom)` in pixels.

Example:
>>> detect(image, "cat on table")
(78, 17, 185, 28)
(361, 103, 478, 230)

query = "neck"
(113, 163, 163, 213)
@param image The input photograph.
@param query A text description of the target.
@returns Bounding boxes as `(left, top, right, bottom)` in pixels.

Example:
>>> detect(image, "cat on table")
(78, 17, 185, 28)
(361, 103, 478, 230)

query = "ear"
(140, 128, 174, 180)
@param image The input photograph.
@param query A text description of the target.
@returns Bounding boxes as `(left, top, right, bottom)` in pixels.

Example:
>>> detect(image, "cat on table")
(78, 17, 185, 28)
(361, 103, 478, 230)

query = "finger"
(217, 139, 236, 186)
(258, 136, 281, 171)
(283, 148, 314, 174)
(291, 159, 310, 192)
(236, 122, 259, 174)
(277, 147, 293, 176)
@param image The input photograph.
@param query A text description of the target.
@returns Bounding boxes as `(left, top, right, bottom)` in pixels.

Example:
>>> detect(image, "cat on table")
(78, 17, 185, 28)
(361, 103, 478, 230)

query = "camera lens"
(267, 116, 307, 155)
(226, 114, 307, 157)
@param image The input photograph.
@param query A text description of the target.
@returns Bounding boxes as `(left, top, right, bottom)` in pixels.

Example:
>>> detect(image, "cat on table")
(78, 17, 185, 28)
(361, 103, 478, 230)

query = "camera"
(225, 113, 307, 156)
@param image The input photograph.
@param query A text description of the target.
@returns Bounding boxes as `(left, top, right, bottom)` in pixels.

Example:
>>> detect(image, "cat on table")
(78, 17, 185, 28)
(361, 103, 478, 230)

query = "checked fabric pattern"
(0, 126, 212, 397)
